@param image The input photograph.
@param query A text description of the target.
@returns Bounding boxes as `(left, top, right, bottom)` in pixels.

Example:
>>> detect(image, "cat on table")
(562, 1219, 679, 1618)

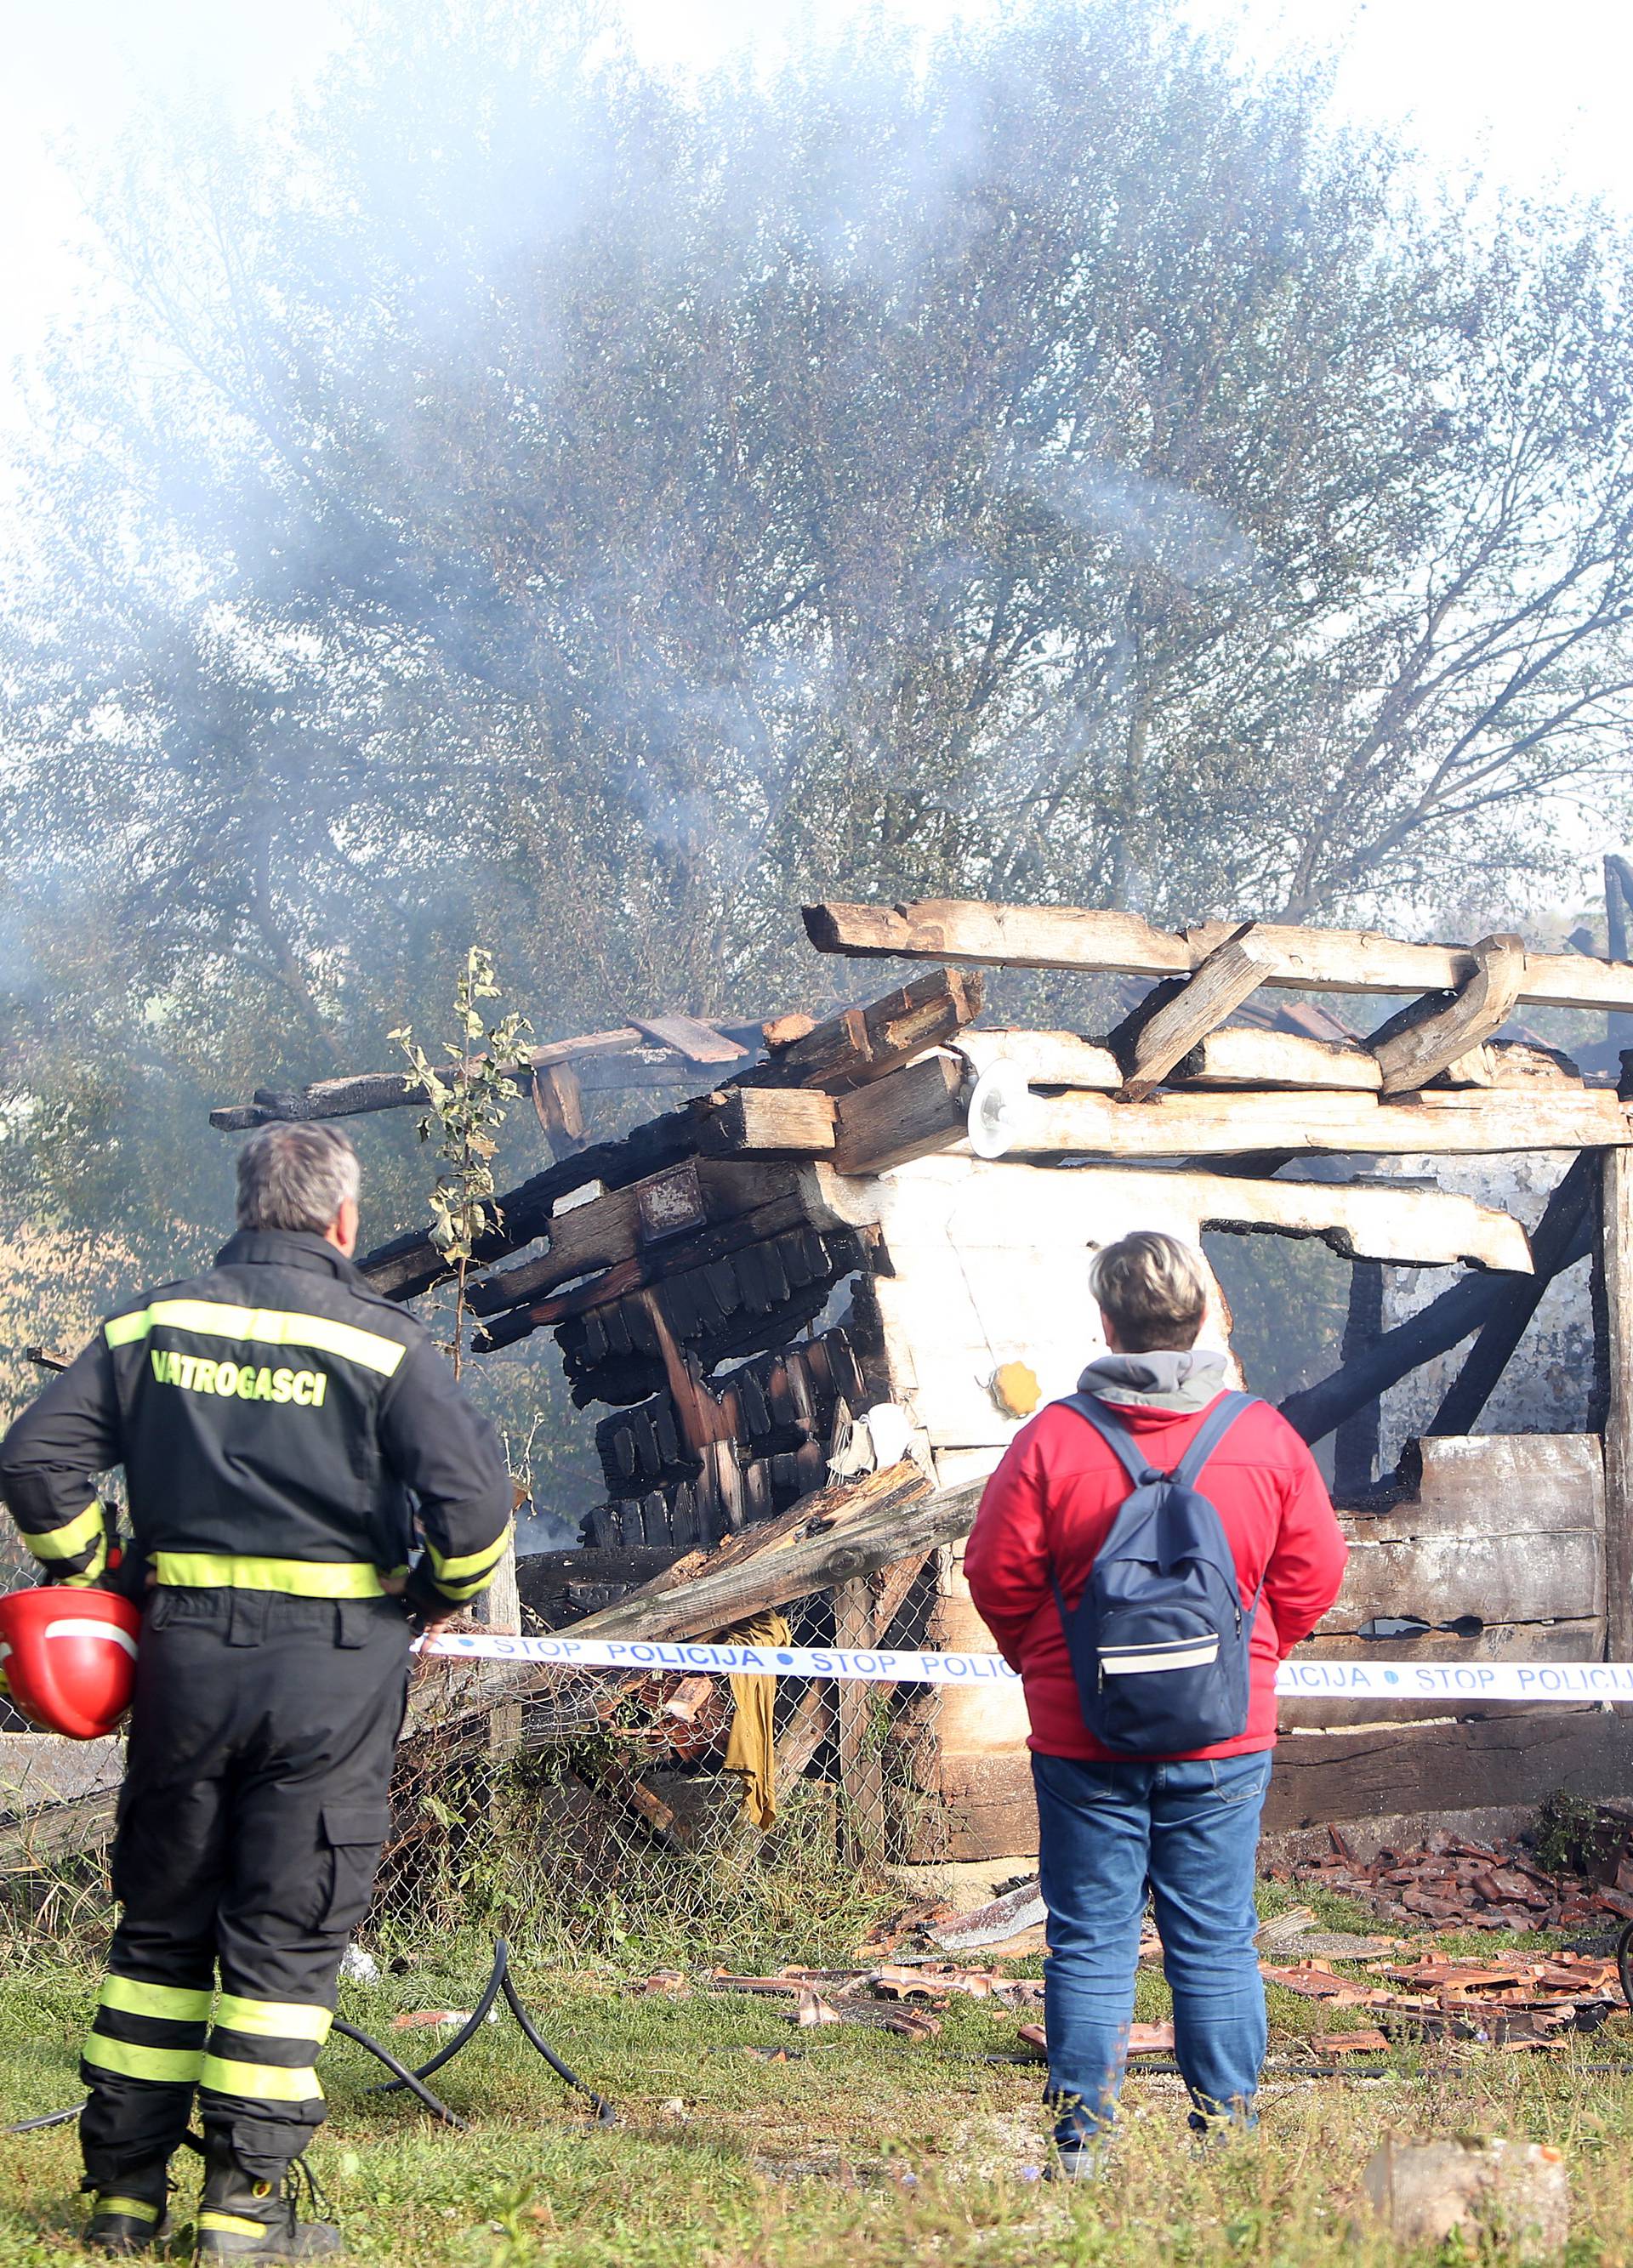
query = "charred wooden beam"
(561, 1464, 982, 1645)
(1330, 1261, 1384, 1498)
(745, 966, 982, 1093)
(356, 1102, 719, 1299)
(831, 1053, 967, 1174)
(1433, 1039, 1582, 1089)
(1262, 1712, 1633, 1836)
(1279, 1152, 1596, 1444)
(211, 1024, 765, 1133)
(219, 969, 976, 1138)
(803, 897, 1633, 1015)
(553, 1232, 860, 1405)
(532, 1061, 589, 1160)
(470, 1192, 828, 1350)
(695, 1086, 837, 1157)
(631, 1015, 751, 1065)
(1176, 1171, 1531, 1270)
(465, 1161, 808, 1314)
(1430, 1150, 1602, 1437)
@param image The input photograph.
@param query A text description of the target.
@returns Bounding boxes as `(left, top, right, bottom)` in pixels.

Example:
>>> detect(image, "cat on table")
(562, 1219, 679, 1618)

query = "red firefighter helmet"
(0, 1586, 139, 1740)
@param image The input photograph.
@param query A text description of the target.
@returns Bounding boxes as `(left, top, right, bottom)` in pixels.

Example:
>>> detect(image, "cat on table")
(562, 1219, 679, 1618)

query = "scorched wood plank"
(1262, 1713, 1633, 1834)
(999, 1086, 1633, 1158)
(745, 967, 983, 1093)
(1341, 1435, 1606, 1540)
(1367, 933, 1528, 1095)
(1116, 929, 1277, 1100)
(465, 1162, 810, 1312)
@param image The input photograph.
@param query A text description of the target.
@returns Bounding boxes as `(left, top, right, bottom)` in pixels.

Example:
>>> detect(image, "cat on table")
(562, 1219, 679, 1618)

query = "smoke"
(1026, 455, 1262, 589)
(0, 0, 1629, 1475)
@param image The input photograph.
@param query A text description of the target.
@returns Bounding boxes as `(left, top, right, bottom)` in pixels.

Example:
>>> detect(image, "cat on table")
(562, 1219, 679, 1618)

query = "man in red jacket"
(965, 1231, 1346, 2171)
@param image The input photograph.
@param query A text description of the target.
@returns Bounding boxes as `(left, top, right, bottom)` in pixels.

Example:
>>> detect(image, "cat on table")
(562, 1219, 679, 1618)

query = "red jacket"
(964, 1392, 1347, 1761)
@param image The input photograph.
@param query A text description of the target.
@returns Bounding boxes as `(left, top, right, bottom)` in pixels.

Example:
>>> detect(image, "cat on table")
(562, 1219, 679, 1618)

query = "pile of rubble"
(1281, 1823, 1633, 1931)
(619, 1939, 1626, 2061)
(632, 1958, 1045, 2043)
(1260, 1950, 1623, 2048)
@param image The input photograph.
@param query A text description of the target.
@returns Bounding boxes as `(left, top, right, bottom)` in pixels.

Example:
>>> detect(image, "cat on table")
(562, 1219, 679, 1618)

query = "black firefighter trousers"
(80, 1587, 411, 2188)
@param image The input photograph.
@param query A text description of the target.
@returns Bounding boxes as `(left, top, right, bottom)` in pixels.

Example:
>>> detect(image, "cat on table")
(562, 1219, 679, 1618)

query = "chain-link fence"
(0, 1582, 953, 1973)
(374, 1581, 952, 1967)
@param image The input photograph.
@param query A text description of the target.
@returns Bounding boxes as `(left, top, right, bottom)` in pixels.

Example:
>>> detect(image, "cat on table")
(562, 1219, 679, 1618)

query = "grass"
(4, 1913, 1633, 2265)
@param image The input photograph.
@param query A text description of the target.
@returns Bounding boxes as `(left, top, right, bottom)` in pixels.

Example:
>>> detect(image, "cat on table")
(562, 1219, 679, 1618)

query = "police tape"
(420, 1629, 1633, 1706)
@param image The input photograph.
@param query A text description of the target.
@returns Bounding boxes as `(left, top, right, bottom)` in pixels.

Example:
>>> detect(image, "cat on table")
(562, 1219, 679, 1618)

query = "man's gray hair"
(236, 1123, 361, 1236)
(1088, 1231, 1209, 1353)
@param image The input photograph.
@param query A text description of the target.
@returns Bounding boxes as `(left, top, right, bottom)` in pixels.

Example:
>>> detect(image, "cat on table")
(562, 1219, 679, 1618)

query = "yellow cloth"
(723, 1611, 792, 1828)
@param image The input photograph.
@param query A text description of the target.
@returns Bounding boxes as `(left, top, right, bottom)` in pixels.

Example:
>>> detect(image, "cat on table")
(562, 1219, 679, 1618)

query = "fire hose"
(2, 1938, 614, 2140)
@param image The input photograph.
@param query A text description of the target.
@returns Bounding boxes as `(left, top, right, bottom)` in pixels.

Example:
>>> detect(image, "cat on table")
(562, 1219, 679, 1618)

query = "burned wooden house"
(212, 893, 1633, 1862)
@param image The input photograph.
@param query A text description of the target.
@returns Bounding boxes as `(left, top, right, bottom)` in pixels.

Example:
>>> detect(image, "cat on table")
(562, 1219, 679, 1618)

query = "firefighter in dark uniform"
(0, 1123, 514, 2260)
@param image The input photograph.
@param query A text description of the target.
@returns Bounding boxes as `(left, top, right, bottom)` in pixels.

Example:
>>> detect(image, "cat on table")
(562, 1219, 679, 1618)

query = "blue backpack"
(1050, 1390, 1260, 1755)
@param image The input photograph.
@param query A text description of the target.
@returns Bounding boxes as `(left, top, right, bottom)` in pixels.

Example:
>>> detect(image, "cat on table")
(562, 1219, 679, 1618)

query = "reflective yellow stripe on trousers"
(199, 2055, 324, 2104)
(83, 1970, 210, 2088)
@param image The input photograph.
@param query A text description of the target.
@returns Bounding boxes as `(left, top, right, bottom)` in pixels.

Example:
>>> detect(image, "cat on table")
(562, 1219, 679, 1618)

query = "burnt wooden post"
(1332, 1260, 1384, 1497)
(1602, 1140, 1633, 1661)
(834, 1577, 888, 1862)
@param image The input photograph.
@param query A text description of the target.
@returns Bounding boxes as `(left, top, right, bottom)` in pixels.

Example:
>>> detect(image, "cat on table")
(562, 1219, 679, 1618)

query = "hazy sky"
(1, 0, 1629, 429)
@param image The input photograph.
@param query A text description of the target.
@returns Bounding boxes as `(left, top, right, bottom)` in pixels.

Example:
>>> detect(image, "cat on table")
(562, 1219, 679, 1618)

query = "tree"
(1, 0, 1630, 1303)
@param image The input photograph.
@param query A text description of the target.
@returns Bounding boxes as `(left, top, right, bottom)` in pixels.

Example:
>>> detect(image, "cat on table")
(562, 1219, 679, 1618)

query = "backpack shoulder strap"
(1171, 1390, 1260, 1490)
(1054, 1393, 1160, 1491)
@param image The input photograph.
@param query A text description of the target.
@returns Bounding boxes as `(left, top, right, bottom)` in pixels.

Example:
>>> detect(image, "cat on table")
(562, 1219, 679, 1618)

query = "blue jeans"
(1032, 1748, 1271, 2144)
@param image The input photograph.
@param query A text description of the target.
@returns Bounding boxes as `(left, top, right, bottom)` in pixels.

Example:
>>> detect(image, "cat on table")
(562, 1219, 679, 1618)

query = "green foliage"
(390, 948, 529, 1269)
(1203, 1232, 1352, 1409)
(390, 947, 529, 1373)
(1534, 1789, 1607, 1877)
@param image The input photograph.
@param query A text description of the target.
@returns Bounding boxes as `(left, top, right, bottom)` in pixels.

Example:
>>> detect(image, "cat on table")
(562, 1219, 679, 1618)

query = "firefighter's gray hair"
(1088, 1231, 1209, 1352)
(236, 1123, 361, 1235)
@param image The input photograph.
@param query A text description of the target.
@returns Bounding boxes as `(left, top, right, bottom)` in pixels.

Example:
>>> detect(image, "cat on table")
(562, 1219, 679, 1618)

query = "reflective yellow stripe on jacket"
(105, 1299, 407, 1378)
(151, 1554, 385, 1599)
(424, 1520, 515, 1603)
(17, 1497, 110, 1584)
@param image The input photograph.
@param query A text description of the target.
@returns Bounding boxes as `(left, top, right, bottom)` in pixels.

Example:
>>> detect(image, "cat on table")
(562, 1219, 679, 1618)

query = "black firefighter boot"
(194, 2130, 341, 2261)
(83, 2159, 172, 2255)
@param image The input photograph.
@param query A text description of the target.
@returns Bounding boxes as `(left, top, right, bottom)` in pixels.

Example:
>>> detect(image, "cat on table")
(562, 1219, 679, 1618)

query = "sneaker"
(1044, 2140, 1106, 2180)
